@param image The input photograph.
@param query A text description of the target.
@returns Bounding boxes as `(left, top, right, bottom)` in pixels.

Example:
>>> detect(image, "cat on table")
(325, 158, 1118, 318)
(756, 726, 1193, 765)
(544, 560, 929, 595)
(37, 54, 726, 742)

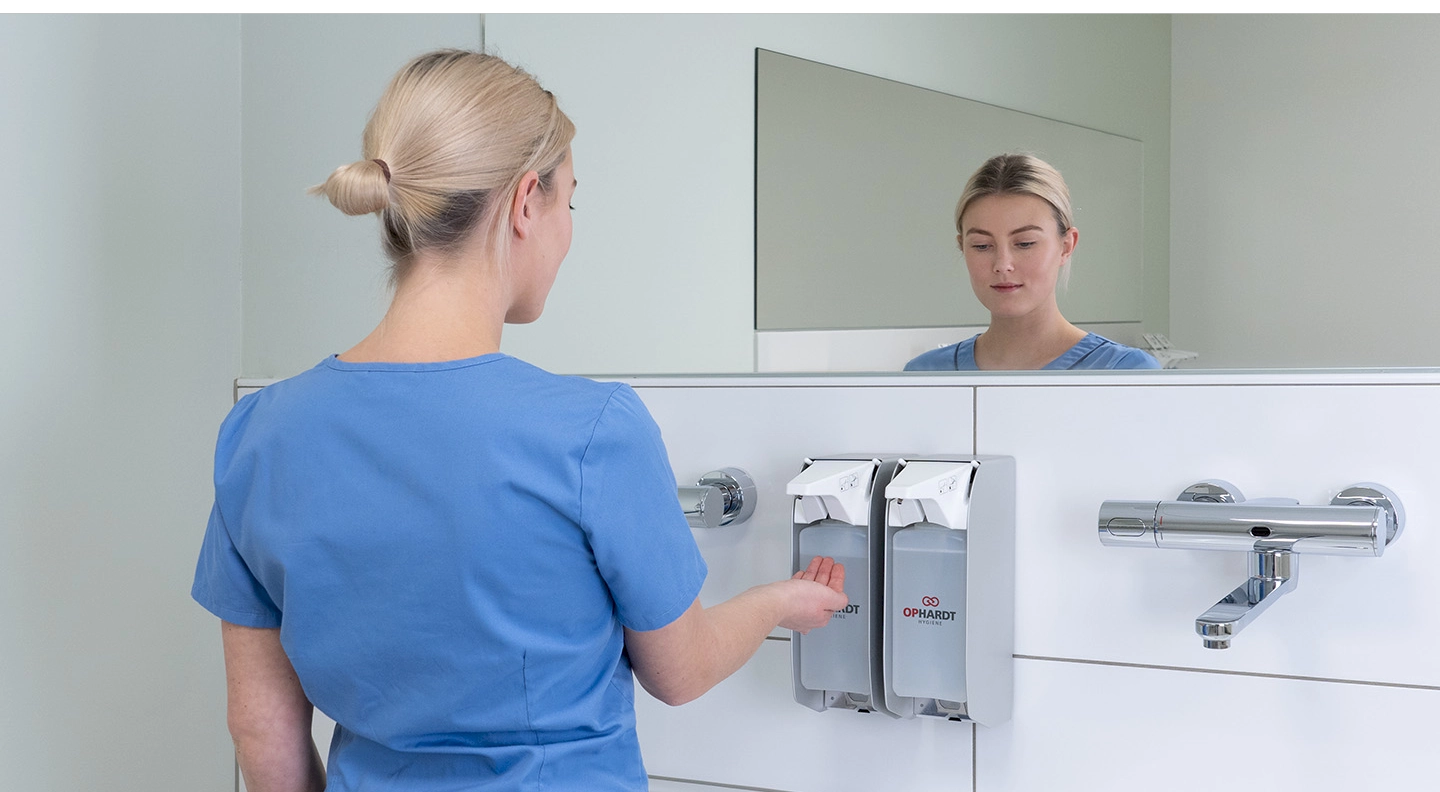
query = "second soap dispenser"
(881, 456, 1014, 726)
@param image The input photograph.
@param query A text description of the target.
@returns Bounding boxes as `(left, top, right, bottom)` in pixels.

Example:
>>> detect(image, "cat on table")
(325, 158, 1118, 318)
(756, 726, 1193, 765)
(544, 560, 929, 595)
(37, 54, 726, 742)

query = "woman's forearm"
(626, 558, 847, 706)
(222, 621, 326, 792)
(627, 584, 787, 706)
(234, 732, 325, 792)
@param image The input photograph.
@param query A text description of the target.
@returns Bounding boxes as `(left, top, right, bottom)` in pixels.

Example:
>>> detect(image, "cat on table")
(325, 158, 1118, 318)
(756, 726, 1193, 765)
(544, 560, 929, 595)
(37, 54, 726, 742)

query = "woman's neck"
(338, 255, 509, 364)
(973, 305, 1087, 371)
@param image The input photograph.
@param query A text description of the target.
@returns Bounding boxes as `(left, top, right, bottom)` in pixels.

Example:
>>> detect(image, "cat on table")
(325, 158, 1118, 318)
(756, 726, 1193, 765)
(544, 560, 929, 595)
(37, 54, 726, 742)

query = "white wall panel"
(977, 384, 1440, 686)
(638, 640, 973, 792)
(979, 657, 1440, 791)
(638, 375, 1440, 791)
(631, 382, 975, 788)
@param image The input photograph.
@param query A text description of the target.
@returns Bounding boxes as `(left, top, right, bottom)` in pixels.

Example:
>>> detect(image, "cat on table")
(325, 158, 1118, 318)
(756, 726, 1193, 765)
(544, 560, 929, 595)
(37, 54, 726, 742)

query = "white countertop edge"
(237, 367, 1440, 393)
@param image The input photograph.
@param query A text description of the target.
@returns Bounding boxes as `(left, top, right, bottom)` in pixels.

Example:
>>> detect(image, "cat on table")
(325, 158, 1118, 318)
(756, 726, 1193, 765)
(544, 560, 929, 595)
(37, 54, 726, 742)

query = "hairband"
(372, 159, 392, 183)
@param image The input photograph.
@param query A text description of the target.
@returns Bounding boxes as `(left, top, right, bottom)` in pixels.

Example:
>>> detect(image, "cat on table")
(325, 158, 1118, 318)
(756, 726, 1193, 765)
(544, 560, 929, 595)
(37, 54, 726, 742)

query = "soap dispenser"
(787, 455, 900, 715)
(880, 456, 1014, 726)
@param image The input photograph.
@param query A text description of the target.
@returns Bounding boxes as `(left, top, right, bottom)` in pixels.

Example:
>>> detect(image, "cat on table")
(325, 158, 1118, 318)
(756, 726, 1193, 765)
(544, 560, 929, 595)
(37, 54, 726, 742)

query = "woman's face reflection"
(958, 193, 1077, 321)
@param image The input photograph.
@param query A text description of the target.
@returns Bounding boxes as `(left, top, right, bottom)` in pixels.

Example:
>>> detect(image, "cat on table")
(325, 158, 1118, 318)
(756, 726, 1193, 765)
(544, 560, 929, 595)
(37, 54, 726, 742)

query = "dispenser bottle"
(889, 523, 968, 703)
(796, 519, 869, 694)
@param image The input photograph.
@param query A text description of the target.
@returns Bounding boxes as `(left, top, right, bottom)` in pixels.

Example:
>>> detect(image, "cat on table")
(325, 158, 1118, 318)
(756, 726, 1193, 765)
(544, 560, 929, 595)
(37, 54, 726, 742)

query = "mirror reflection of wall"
(754, 49, 1148, 372)
(1170, 14, 1440, 369)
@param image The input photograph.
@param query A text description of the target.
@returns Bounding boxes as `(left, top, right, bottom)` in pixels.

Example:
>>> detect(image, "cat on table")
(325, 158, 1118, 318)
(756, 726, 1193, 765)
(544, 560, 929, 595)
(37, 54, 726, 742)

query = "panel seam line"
(1014, 653, 1440, 692)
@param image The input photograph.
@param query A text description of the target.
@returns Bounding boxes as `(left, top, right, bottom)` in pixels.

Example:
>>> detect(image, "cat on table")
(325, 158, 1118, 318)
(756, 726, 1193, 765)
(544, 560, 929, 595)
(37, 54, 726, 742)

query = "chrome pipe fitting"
(678, 467, 757, 529)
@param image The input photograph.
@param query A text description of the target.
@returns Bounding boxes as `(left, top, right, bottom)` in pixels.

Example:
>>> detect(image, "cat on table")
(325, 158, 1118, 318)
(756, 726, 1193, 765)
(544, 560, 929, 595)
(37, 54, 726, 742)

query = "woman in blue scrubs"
(904, 154, 1159, 371)
(193, 49, 846, 792)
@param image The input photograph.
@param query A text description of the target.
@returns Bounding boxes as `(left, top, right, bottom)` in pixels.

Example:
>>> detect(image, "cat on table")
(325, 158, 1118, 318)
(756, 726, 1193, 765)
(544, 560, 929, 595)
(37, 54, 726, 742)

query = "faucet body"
(1098, 481, 1403, 649)
(1194, 549, 1298, 649)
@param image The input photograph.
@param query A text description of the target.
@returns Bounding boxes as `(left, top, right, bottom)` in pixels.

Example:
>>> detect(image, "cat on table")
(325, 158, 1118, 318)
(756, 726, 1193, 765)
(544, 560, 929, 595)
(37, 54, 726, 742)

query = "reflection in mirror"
(750, 17, 1440, 373)
(754, 49, 1157, 372)
(903, 154, 1162, 373)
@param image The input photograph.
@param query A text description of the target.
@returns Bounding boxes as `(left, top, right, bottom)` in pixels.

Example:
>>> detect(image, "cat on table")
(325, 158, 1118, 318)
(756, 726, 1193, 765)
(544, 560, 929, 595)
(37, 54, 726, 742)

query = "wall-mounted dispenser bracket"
(1099, 480, 1404, 649)
(880, 456, 1014, 727)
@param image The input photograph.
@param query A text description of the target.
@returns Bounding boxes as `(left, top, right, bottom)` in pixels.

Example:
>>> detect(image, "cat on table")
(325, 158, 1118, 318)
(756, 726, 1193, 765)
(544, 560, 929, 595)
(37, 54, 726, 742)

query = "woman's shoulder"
(903, 336, 978, 371)
(311, 351, 623, 400)
(1064, 334, 1162, 370)
(454, 358, 652, 432)
(225, 354, 631, 440)
(508, 360, 646, 417)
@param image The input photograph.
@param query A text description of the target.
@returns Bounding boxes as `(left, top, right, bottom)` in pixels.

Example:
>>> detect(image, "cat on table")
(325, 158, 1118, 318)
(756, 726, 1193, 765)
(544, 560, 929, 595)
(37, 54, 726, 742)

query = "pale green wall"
(0, 14, 242, 790)
(240, 14, 480, 379)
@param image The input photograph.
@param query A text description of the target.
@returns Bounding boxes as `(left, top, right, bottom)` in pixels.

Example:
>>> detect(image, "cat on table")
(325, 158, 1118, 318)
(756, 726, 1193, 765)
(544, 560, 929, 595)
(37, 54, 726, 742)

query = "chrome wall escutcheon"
(1177, 479, 1244, 504)
(1331, 482, 1405, 545)
(679, 467, 757, 529)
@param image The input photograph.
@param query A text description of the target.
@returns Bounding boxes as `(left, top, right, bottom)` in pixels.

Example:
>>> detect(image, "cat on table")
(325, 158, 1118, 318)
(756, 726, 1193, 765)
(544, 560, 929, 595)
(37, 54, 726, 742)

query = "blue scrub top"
(193, 353, 707, 791)
(904, 332, 1161, 371)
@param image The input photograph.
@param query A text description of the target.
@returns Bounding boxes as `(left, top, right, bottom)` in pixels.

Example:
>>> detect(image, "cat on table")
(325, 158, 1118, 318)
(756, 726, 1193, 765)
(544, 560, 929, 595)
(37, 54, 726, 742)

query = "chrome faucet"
(1194, 546, 1298, 649)
(1099, 481, 1403, 649)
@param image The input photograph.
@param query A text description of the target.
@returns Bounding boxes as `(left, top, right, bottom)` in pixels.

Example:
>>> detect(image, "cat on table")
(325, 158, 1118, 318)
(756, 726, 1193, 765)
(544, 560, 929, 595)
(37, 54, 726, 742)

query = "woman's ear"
(510, 170, 542, 240)
(1060, 226, 1079, 262)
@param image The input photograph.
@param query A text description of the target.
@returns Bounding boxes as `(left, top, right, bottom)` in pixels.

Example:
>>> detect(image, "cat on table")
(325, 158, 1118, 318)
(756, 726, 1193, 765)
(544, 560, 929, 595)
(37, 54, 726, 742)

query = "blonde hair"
(954, 153, 1073, 236)
(310, 49, 575, 280)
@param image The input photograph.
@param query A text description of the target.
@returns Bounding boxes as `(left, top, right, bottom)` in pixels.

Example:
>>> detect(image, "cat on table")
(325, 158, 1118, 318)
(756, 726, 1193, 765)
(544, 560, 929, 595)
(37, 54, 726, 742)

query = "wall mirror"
(747, 15, 1440, 374)
(224, 14, 1440, 378)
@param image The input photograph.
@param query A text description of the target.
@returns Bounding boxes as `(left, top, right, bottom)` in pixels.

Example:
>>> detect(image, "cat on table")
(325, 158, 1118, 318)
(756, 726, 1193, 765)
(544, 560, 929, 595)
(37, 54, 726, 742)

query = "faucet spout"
(1195, 549, 1298, 649)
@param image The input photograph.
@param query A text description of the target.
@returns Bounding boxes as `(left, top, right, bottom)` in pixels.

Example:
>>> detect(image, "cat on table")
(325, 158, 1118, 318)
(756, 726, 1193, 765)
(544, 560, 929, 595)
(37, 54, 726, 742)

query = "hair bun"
(316, 49, 575, 267)
(309, 159, 391, 216)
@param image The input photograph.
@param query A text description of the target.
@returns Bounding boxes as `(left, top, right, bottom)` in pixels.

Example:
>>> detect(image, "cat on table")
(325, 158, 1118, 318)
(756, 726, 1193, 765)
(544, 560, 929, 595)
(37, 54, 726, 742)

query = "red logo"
(921, 596, 940, 607)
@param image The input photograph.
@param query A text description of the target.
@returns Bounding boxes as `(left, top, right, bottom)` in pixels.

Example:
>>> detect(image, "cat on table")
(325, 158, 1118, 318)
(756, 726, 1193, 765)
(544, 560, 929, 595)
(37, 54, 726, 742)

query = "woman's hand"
(793, 555, 845, 589)
(776, 556, 848, 634)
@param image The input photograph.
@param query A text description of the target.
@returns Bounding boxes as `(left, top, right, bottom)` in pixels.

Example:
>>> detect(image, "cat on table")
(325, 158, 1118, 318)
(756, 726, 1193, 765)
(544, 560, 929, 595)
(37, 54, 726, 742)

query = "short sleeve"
(1120, 348, 1163, 370)
(191, 500, 282, 628)
(903, 344, 956, 371)
(580, 385, 707, 632)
